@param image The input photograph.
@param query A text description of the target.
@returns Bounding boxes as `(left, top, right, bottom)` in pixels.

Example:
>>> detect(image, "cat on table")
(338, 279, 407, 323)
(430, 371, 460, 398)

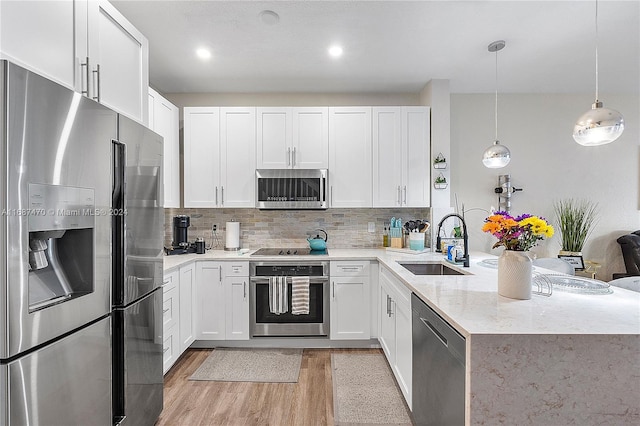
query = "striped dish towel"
(269, 276, 288, 314)
(291, 276, 310, 315)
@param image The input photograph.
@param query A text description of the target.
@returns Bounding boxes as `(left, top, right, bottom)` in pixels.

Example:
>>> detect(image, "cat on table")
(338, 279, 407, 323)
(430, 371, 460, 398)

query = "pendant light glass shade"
(573, 0, 624, 146)
(482, 140, 511, 168)
(482, 40, 510, 169)
(573, 102, 625, 146)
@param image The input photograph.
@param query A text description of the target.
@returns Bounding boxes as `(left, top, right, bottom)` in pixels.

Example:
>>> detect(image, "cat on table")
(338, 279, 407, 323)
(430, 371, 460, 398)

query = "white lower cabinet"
(179, 263, 195, 352)
(195, 261, 249, 341)
(378, 265, 412, 409)
(330, 261, 371, 340)
(162, 270, 180, 374)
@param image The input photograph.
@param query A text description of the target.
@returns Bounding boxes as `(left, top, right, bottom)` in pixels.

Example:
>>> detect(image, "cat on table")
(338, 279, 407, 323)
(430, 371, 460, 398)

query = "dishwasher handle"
(420, 317, 447, 347)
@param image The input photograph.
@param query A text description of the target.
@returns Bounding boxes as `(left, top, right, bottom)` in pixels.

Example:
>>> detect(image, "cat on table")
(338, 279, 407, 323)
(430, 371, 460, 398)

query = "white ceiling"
(111, 0, 640, 95)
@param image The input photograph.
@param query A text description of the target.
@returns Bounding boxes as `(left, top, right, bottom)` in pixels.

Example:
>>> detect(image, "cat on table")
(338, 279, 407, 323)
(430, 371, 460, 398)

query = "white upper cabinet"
(256, 108, 292, 169)
(184, 107, 256, 208)
(402, 107, 431, 207)
(328, 107, 372, 208)
(220, 107, 256, 208)
(0, 0, 149, 124)
(81, 0, 150, 124)
(148, 88, 180, 208)
(373, 106, 430, 207)
(0, 1, 76, 89)
(257, 107, 328, 169)
(184, 107, 221, 208)
(373, 107, 404, 207)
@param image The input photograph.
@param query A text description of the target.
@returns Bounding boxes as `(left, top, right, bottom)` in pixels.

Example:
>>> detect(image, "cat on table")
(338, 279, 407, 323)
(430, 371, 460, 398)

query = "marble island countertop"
(163, 248, 640, 337)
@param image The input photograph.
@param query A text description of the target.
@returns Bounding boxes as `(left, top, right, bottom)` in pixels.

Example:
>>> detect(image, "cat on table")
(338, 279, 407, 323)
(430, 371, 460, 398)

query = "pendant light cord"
(495, 46, 499, 141)
(595, 0, 599, 102)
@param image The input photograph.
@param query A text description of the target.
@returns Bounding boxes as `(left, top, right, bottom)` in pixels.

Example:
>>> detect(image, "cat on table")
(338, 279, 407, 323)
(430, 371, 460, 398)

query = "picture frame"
(558, 254, 585, 271)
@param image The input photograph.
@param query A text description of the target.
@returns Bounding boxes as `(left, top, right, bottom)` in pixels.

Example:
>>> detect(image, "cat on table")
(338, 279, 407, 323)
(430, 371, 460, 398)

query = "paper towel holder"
(224, 220, 240, 251)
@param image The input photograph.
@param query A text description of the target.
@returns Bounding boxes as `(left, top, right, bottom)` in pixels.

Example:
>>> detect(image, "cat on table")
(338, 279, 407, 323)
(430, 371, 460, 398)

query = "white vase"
(498, 250, 533, 300)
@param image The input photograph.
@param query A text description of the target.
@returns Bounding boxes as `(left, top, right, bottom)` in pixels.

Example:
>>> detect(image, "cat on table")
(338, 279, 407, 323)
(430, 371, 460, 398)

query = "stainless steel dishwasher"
(411, 293, 466, 425)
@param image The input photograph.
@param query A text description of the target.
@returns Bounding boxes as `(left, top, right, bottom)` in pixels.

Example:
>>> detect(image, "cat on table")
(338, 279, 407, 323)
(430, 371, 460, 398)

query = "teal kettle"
(307, 229, 328, 251)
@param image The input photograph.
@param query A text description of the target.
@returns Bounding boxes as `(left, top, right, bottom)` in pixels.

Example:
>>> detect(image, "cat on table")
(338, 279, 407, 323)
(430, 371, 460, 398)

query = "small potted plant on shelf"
(433, 153, 447, 169)
(434, 175, 447, 189)
(553, 198, 599, 256)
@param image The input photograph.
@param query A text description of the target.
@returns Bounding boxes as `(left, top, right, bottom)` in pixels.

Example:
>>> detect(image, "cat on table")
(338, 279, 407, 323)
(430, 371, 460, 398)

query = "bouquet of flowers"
(482, 211, 554, 251)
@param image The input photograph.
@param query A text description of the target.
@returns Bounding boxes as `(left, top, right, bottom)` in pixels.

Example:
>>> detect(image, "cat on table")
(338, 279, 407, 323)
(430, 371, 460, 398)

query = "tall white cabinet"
(183, 107, 255, 208)
(0, 0, 149, 124)
(148, 88, 180, 207)
(328, 107, 373, 207)
(373, 106, 431, 207)
(256, 107, 329, 169)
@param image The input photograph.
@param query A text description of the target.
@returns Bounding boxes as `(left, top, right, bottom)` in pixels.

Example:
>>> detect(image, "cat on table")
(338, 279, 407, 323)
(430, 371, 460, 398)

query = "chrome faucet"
(436, 213, 469, 267)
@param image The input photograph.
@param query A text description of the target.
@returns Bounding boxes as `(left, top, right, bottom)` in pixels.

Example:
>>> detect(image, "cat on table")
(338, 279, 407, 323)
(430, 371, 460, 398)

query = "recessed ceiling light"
(196, 48, 211, 60)
(328, 45, 343, 58)
(259, 10, 280, 25)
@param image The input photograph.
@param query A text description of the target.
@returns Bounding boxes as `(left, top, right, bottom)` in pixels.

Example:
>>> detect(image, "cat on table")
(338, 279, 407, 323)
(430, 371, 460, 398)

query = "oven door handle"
(250, 277, 329, 284)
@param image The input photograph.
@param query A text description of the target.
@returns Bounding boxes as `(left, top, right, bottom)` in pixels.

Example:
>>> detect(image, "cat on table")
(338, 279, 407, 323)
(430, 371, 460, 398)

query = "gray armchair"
(613, 231, 640, 279)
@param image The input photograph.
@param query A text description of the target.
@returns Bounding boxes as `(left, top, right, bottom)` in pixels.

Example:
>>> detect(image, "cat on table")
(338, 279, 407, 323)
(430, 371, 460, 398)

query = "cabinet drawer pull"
(163, 346, 170, 353)
(339, 266, 361, 271)
(163, 280, 170, 285)
(163, 308, 170, 314)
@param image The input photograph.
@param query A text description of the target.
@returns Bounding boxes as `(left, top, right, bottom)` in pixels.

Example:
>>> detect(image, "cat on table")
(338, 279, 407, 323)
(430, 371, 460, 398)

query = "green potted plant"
(553, 198, 599, 255)
(434, 174, 447, 189)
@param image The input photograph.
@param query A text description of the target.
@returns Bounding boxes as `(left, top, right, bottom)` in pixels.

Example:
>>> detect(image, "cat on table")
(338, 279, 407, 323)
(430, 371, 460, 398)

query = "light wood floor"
(158, 347, 383, 426)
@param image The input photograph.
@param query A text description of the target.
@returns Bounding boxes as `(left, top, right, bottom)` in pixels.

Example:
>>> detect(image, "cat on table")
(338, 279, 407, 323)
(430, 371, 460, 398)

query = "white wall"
(451, 93, 639, 280)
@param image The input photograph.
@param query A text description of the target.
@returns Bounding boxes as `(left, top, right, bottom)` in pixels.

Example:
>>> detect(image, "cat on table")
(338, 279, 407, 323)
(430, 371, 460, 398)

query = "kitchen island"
(164, 249, 640, 424)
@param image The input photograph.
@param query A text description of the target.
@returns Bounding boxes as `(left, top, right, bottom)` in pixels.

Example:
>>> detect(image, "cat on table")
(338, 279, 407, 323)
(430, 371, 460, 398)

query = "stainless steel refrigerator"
(0, 60, 163, 425)
(112, 115, 164, 426)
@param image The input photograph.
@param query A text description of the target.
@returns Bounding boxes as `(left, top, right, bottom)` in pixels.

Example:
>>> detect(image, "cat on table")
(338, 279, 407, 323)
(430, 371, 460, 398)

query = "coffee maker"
(165, 215, 198, 255)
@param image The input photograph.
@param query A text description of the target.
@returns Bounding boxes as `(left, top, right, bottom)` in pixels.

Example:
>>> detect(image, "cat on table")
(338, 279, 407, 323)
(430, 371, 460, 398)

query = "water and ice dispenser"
(27, 184, 95, 311)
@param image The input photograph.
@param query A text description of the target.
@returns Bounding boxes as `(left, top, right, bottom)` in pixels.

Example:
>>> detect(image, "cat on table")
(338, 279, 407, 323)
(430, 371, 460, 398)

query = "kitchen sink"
(398, 262, 464, 276)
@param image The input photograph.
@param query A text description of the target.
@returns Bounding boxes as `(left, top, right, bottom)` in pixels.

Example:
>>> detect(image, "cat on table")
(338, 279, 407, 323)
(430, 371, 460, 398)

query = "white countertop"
(163, 248, 640, 336)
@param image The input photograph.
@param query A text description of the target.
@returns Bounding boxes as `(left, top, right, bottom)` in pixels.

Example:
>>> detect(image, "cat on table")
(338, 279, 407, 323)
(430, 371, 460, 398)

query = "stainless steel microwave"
(256, 169, 328, 209)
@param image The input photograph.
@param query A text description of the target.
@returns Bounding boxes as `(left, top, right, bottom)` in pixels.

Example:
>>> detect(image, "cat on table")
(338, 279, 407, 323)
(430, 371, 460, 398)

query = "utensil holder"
(409, 233, 425, 251)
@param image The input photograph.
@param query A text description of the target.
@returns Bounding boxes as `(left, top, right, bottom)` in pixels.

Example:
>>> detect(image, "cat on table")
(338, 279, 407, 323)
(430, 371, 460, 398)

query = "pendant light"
(482, 40, 511, 169)
(573, 0, 624, 146)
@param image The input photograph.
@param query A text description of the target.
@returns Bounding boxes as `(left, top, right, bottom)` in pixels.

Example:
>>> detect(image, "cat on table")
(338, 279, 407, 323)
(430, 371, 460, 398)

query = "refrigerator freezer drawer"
(1, 316, 112, 426)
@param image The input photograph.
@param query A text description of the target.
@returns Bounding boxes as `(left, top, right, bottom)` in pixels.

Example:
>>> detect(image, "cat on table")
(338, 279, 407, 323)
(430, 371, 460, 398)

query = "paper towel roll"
(225, 221, 240, 251)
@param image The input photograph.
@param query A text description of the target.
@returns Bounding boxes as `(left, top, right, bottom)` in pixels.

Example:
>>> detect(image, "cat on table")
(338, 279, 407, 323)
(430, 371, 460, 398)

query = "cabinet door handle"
(163, 308, 170, 314)
(92, 64, 101, 102)
(390, 299, 395, 317)
(397, 186, 401, 205)
(80, 57, 90, 96)
(163, 346, 170, 353)
(219, 267, 222, 282)
(386, 295, 391, 316)
(221, 186, 224, 206)
(332, 281, 335, 299)
(292, 147, 296, 167)
(403, 186, 407, 205)
(287, 148, 291, 166)
(243, 281, 247, 300)
(215, 187, 218, 205)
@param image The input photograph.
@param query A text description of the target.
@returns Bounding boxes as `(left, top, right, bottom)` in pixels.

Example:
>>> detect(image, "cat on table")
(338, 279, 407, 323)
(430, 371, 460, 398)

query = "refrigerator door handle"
(112, 141, 126, 305)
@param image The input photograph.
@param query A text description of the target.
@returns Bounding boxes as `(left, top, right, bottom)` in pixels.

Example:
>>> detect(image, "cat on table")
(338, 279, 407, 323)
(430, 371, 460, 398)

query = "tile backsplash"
(164, 208, 431, 249)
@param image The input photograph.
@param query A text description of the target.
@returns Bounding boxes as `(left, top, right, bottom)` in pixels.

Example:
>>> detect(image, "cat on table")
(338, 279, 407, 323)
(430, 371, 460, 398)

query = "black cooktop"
(251, 247, 329, 256)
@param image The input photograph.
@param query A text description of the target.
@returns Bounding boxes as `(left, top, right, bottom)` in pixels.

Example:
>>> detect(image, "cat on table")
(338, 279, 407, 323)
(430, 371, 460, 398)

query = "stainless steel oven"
(249, 260, 329, 337)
